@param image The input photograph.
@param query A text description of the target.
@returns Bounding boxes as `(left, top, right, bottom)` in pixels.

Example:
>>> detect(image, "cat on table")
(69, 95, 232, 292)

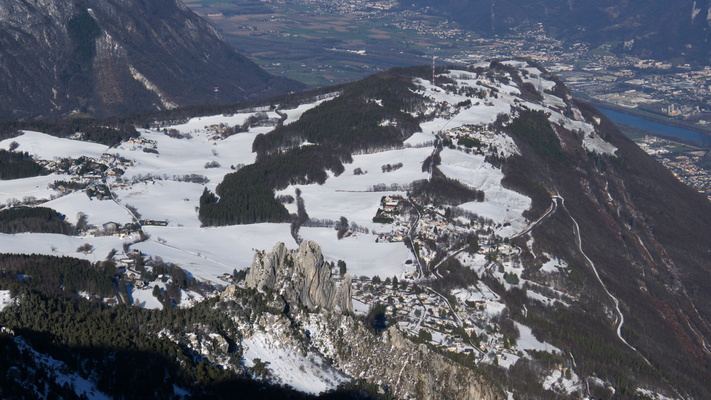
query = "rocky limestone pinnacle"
(245, 241, 353, 313)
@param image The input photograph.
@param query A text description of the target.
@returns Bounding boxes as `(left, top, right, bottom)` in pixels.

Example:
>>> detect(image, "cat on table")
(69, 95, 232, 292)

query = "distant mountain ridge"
(405, 0, 711, 63)
(0, 0, 304, 121)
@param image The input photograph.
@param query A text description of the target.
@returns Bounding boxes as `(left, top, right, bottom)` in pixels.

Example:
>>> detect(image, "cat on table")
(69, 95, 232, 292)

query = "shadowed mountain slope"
(0, 0, 304, 121)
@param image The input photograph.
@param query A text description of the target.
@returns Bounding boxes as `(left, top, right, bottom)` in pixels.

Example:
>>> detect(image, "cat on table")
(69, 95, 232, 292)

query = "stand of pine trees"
(0, 207, 73, 234)
(0, 150, 45, 180)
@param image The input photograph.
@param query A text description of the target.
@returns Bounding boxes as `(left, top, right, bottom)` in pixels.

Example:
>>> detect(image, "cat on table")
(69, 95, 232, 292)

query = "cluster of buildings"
(637, 136, 711, 200)
(567, 65, 711, 119)
(98, 221, 140, 238)
(42, 152, 132, 183)
(373, 196, 457, 267)
(350, 275, 517, 363)
(123, 137, 158, 153)
(39, 140, 176, 230)
(442, 125, 493, 148)
(372, 195, 405, 229)
(279, 0, 399, 14)
(412, 208, 452, 265)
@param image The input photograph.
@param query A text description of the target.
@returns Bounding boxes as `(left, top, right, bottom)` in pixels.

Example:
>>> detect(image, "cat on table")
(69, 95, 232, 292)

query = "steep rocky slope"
(304, 313, 504, 400)
(0, 0, 303, 121)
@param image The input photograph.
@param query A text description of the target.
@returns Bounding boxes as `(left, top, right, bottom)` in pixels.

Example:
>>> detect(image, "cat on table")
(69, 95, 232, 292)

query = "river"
(597, 107, 711, 148)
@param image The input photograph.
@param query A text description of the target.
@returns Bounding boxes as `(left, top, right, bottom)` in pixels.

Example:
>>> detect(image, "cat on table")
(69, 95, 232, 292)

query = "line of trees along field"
(0, 120, 137, 147)
(0, 207, 73, 234)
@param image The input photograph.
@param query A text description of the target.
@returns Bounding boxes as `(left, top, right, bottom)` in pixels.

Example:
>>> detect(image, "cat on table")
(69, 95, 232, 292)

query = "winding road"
(508, 190, 652, 366)
(510, 194, 559, 240)
(558, 195, 652, 366)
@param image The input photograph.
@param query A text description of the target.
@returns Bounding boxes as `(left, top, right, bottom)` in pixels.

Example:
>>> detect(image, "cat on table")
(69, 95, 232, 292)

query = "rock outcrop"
(246, 241, 353, 314)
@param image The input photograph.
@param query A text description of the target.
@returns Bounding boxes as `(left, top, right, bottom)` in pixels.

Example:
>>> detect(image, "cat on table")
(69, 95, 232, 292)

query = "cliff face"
(246, 241, 353, 314)
(0, 0, 303, 121)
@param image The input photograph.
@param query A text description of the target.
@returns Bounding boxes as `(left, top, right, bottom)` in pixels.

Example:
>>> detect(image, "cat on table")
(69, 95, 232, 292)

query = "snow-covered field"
(46, 190, 135, 226)
(0, 131, 108, 160)
(112, 128, 260, 194)
(0, 232, 129, 262)
(438, 148, 530, 236)
(515, 322, 561, 354)
(130, 284, 164, 309)
(0, 174, 69, 207)
(110, 180, 205, 227)
(136, 224, 293, 280)
(278, 146, 432, 233)
(299, 227, 413, 278)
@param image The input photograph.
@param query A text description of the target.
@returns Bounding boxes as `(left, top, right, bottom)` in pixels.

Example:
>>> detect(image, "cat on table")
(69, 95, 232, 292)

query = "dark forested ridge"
(0, 289, 286, 399)
(252, 68, 426, 158)
(497, 97, 711, 399)
(135, 83, 349, 130)
(506, 110, 566, 163)
(0, 254, 391, 400)
(412, 172, 485, 206)
(0, 254, 115, 298)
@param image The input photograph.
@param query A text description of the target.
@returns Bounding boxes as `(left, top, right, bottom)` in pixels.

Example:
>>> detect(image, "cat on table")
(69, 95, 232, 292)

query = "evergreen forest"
(0, 150, 46, 180)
